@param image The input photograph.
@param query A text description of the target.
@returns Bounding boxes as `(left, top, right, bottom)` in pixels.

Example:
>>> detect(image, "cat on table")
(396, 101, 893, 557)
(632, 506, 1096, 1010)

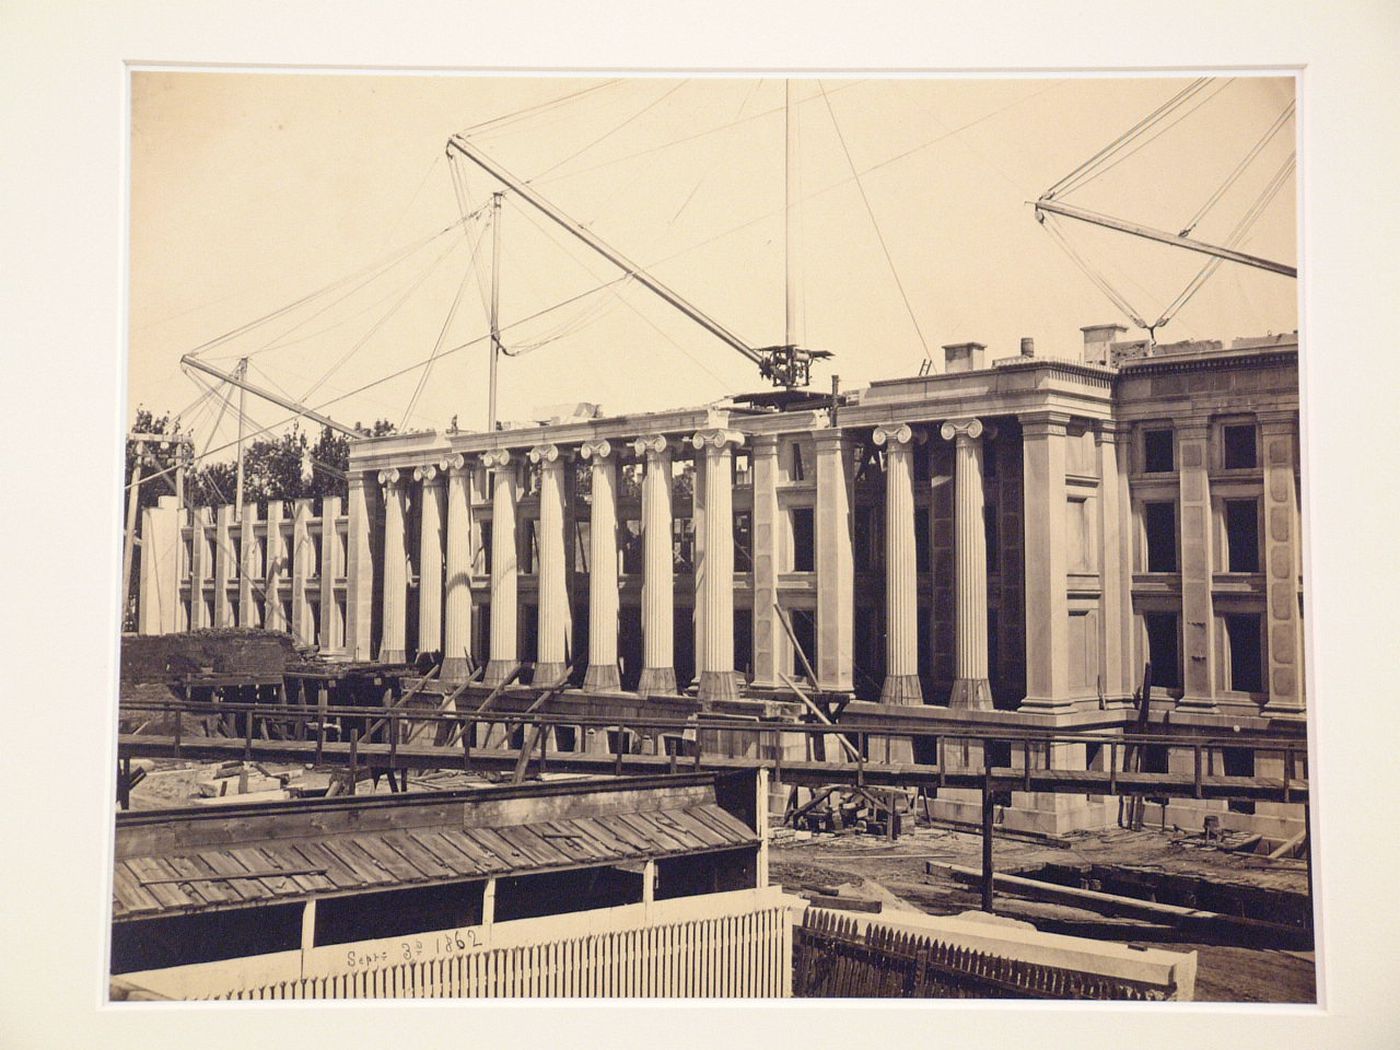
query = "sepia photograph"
(111, 69, 1312, 1004)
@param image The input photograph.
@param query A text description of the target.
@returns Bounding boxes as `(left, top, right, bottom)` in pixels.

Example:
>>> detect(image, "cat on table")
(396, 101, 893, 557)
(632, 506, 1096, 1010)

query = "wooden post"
(348, 729, 359, 795)
(121, 441, 145, 626)
(981, 769, 995, 913)
(482, 877, 497, 944)
(300, 898, 317, 954)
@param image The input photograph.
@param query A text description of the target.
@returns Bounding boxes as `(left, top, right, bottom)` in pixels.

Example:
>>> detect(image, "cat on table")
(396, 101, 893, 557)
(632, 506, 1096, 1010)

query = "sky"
(127, 71, 1298, 457)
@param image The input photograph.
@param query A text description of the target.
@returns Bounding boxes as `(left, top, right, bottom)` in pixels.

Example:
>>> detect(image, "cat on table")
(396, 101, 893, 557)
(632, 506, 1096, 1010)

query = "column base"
(698, 670, 742, 703)
(378, 647, 407, 665)
(582, 662, 621, 692)
(483, 660, 518, 688)
(636, 666, 678, 697)
(948, 677, 992, 711)
(879, 673, 924, 706)
(1017, 694, 1077, 714)
(533, 661, 570, 688)
(440, 656, 474, 682)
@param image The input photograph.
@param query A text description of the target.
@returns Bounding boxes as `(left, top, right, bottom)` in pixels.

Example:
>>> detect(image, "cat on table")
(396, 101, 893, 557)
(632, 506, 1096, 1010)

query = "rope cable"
(530, 79, 690, 183)
(1178, 100, 1294, 237)
(818, 80, 932, 361)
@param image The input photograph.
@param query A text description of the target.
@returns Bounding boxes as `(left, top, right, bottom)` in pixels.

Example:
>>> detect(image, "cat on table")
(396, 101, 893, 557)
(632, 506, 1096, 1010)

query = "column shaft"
(441, 457, 475, 680)
(693, 430, 741, 702)
(636, 438, 677, 695)
(415, 467, 445, 657)
(318, 495, 342, 652)
(214, 504, 234, 628)
(582, 442, 621, 692)
(378, 470, 408, 663)
(875, 425, 922, 704)
(239, 503, 258, 627)
(483, 452, 520, 685)
(345, 474, 376, 659)
(532, 447, 569, 684)
(945, 419, 992, 710)
(749, 435, 786, 690)
(291, 498, 313, 646)
(264, 500, 286, 632)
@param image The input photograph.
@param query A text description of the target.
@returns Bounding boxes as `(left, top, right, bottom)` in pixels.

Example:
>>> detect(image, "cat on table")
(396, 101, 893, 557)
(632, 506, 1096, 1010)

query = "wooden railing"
(792, 909, 1176, 1000)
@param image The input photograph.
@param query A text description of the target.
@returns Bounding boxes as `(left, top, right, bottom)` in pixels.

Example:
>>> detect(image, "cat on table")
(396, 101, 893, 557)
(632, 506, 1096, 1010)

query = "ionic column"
(378, 468, 408, 664)
(1176, 420, 1217, 710)
(1259, 413, 1305, 717)
(814, 429, 855, 693)
(529, 444, 569, 685)
(942, 418, 993, 710)
(264, 500, 286, 632)
(633, 435, 677, 696)
(214, 504, 234, 628)
(873, 423, 925, 705)
(318, 495, 342, 652)
(580, 439, 621, 692)
(239, 503, 258, 627)
(482, 449, 520, 686)
(748, 434, 786, 690)
(344, 472, 376, 660)
(414, 464, 445, 658)
(691, 428, 744, 702)
(291, 498, 313, 646)
(1020, 412, 1071, 711)
(440, 454, 475, 680)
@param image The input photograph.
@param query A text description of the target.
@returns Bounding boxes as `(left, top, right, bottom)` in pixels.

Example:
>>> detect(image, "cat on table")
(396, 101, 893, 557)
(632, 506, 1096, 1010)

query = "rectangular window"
(1143, 612, 1180, 690)
(1223, 424, 1257, 469)
(854, 505, 876, 573)
(914, 506, 931, 573)
(480, 521, 493, 574)
(1144, 429, 1175, 473)
(733, 511, 753, 572)
(1225, 613, 1264, 693)
(1225, 499, 1260, 572)
(1144, 502, 1177, 572)
(791, 507, 815, 572)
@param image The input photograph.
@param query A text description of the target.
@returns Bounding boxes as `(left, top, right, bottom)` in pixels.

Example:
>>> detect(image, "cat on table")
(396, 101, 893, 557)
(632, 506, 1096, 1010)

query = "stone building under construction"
(136, 324, 1305, 835)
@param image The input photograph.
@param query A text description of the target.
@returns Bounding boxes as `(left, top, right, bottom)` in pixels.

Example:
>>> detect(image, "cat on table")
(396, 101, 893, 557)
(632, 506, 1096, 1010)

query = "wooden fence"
(792, 909, 1174, 1001)
(177, 893, 794, 1000)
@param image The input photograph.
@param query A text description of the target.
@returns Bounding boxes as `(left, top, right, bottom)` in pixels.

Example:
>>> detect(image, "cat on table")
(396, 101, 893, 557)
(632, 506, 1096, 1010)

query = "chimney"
(1081, 323, 1127, 366)
(1019, 337, 1035, 358)
(942, 342, 986, 374)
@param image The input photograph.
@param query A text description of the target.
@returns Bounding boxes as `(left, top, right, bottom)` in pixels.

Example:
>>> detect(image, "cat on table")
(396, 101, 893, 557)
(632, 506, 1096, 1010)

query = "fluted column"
(440, 454, 475, 680)
(943, 417, 992, 710)
(633, 435, 677, 695)
(482, 449, 519, 685)
(580, 439, 621, 692)
(529, 443, 569, 685)
(264, 500, 286, 632)
(414, 464, 445, 658)
(691, 428, 744, 702)
(874, 423, 924, 705)
(345, 472, 377, 659)
(378, 469, 408, 663)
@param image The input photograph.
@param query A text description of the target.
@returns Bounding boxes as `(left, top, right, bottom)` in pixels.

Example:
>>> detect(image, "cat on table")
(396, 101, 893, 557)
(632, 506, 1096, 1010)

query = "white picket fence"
(120, 887, 798, 1001)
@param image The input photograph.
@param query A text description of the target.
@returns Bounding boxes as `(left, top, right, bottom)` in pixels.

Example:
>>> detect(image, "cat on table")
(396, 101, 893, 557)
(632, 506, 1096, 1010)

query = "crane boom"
(181, 355, 365, 438)
(1034, 198, 1297, 278)
(446, 133, 769, 370)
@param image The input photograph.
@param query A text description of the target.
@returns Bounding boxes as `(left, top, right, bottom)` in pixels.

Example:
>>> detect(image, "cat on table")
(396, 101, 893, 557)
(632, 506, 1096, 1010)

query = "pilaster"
(1019, 412, 1072, 712)
(1259, 413, 1305, 717)
(319, 495, 342, 652)
(748, 434, 788, 690)
(1175, 420, 1217, 710)
(814, 428, 855, 694)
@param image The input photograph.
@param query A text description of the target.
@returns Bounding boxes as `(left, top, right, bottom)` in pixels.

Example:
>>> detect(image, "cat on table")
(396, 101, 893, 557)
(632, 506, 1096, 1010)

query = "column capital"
(690, 428, 745, 452)
(579, 438, 616, 461)
(412, 463, 439, 483)
(939, 417, 985, 443)
(528, 443, 562, 465)
(872, 422, 927, 449)
(1175, 417, 1213, 438)
(480, 448, 512, 469)
(1094, 418, 1126, 442)
(1256, 409, 1298, 433)
(347, 471, 367, 492)
(377, 467, 401, 488)
(631, 434, 679, 459)
(439, 452, 469, 474)
(748, 433, 781, 454)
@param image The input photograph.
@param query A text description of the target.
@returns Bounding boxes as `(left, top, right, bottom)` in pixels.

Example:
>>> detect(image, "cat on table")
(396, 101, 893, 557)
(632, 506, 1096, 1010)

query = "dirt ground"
(769, 822, 1316, 1003)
